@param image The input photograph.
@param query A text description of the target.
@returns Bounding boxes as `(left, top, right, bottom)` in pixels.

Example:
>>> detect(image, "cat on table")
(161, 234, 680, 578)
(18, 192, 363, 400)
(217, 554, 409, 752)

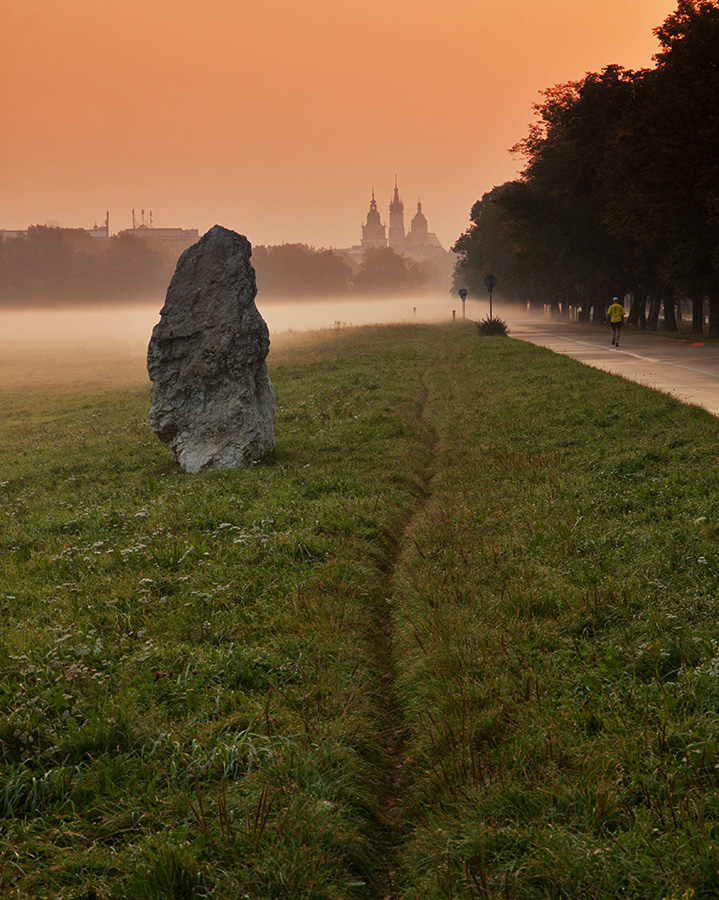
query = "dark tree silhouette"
(251, 243, 353, 297)
(352, 247, 426, 295)
(455, 0, 719, 333)
(0, 226, 167, 305)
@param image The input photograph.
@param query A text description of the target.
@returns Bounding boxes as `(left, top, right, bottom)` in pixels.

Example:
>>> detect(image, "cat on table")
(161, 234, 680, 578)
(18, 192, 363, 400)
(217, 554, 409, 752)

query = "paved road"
(504, 312, 719, 416)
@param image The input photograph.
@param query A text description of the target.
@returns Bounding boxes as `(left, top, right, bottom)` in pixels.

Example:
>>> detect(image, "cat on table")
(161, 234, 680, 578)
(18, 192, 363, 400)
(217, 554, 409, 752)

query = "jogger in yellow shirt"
(608, 298, 625, 347)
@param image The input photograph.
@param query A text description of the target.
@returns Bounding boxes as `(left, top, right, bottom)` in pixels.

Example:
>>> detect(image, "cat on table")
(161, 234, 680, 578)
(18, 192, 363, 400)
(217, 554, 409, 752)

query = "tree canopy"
(251, 244, 431, 298)
(0, 232, 433, 306)
(251, 244, 353, 298)
(0, 227, 167, 305)
(352, 247, 427, 295)
(454, 0, 719, 334)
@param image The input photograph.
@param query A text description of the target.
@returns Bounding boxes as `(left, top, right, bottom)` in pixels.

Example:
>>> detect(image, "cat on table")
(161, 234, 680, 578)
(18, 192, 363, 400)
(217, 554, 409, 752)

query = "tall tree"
(453, 183, 542, 306)
(607, 0, 719, 333)
(457, 2, 719, 333)
(504, 67, 648, 321)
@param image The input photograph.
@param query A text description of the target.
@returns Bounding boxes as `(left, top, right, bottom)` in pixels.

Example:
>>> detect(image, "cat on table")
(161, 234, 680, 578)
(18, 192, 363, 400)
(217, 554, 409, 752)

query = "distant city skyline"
(3, 0, 676, 249)
(1, 181, 446, 255)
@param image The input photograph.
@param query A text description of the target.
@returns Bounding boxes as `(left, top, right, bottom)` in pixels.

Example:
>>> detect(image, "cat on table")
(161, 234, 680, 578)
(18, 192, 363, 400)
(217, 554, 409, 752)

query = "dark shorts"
(611, 320, 623, 331)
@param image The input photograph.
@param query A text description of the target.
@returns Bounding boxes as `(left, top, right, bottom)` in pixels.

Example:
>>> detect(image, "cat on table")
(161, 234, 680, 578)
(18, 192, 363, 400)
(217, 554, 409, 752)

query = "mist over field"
(0, 294, 481, 389)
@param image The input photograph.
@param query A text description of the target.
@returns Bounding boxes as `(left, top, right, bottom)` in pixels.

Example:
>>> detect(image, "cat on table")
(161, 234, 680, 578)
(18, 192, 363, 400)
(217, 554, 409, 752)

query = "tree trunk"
(647, 293, 661, 331)
(662, 285, 677, 332)
(692, 295, 704, 334)
(579, 293, 592, 323)
(628, 286, 646, 328)
(709, 295, 719, 338)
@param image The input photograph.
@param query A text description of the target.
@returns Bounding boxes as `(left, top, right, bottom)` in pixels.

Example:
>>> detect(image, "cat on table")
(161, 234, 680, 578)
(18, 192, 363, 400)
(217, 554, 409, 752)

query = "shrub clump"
(477, 316, 508, 336)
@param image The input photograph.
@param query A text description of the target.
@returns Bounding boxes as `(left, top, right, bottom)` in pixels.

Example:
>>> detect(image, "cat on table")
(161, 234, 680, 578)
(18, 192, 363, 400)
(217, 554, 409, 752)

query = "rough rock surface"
(147, 225, 275, 473)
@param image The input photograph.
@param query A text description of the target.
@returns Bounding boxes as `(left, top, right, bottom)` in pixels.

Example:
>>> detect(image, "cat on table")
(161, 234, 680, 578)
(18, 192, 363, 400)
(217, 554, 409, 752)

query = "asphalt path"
(503, 312, 719, 417)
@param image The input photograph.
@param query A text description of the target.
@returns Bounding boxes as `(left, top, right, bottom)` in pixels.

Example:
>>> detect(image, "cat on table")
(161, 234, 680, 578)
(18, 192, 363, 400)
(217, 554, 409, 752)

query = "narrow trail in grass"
(373, 362, 439, 900)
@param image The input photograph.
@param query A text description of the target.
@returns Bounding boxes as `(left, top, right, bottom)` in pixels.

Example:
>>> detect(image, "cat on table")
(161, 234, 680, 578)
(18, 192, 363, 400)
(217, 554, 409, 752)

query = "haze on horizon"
(3, 0, 676, 251)
(0, 294, 473, 390)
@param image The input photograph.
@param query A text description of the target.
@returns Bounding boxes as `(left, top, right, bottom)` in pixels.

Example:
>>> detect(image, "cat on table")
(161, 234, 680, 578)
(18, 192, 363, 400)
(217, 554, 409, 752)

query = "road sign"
(484, 275, 497, 319)
(457, 288, 468, 318)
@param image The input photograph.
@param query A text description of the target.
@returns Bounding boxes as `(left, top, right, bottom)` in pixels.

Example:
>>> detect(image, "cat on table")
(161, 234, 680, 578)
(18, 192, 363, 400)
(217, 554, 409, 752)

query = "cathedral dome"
(411, 201, 427, 226)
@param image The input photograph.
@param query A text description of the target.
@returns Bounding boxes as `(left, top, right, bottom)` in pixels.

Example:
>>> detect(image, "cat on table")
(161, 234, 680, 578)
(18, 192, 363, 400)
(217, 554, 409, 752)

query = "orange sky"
(2, 0, 677, 251)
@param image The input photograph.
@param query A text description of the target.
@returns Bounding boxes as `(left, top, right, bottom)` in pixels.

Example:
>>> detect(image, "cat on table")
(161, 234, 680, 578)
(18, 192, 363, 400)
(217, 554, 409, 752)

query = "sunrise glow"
(3, 0, 677, 249)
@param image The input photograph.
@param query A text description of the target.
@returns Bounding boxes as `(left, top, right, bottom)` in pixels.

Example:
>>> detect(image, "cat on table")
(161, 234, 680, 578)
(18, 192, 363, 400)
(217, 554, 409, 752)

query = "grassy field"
(2, 322, 719, 899)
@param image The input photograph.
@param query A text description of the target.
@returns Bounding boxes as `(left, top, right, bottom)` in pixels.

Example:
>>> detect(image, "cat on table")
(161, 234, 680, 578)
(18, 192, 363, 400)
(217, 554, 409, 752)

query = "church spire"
(390, 176, 402, 211)
(389, 176, 405, 248)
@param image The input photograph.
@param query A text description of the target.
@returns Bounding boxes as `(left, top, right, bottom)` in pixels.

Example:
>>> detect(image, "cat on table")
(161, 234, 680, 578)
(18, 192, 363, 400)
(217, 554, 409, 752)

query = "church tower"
(388, 177, 405, 249)
(361, 190, 387, 249)
(406, 200, 429, 246)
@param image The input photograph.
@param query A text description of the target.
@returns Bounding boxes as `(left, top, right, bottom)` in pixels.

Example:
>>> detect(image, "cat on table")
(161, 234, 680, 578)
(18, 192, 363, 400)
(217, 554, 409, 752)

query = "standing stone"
(147, 225, 275, 473)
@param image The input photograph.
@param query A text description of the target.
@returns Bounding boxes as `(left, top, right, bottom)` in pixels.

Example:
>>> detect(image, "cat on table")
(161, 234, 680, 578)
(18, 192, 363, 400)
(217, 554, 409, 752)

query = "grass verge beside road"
(1, 323, 719, 899)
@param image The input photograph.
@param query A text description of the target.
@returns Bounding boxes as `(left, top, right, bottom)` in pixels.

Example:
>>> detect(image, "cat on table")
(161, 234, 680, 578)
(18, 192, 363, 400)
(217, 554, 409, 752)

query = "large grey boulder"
(147, 225, 275, 473)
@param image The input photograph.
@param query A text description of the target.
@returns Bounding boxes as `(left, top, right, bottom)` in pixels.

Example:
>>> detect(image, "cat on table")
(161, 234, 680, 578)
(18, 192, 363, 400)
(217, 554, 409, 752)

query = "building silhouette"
(360, 191, 387, 249)
(388, 179, 405, 249)
(0, 209, 198, 260)
(406, 201, 432, 247)
(359, 180, 446, 254)
(119, 209, 198, 257)
(347, 180, 453, 288)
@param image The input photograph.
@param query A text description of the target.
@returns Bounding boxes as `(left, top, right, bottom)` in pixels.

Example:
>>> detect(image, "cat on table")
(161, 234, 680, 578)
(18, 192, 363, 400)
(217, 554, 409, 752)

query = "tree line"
(0, 226, 170, 305)
(454, 0, 719, 335)
(0, 226, 440, 306)
(251, 243, 433, 297)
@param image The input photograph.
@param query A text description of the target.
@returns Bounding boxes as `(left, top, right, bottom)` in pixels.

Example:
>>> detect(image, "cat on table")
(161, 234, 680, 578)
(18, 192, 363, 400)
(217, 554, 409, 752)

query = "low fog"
(0, 295, 481, 390)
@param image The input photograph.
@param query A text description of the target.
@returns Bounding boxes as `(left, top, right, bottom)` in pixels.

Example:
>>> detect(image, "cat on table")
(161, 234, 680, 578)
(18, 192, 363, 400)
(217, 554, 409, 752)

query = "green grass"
(391, 332, 719, 900)
(2, 323, 719, 898)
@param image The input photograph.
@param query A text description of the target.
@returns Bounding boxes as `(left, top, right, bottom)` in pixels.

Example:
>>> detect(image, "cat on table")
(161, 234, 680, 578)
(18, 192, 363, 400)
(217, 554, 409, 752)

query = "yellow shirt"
(608, 303, 625, 323)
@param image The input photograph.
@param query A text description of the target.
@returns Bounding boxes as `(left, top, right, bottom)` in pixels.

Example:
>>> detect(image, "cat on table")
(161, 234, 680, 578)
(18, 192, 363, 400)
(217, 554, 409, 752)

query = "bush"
(477, 315, 508, 335)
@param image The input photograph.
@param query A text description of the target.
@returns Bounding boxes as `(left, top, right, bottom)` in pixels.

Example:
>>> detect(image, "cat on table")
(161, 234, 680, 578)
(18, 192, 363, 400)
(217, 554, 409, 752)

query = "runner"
(607, 297, 626, 347)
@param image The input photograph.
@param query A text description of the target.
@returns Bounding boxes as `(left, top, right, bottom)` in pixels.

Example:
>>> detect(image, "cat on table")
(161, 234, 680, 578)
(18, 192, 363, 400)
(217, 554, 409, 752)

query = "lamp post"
(484, 274, 497, 319)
